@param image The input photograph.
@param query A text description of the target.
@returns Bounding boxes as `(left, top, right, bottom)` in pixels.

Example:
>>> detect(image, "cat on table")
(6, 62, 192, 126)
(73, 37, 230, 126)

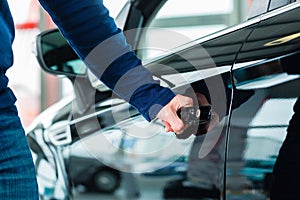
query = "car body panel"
(226, 2, 300, 197)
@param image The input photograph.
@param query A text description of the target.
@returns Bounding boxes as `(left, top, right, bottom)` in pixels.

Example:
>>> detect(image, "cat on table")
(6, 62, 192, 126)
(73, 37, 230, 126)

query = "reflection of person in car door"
(1, 0, 193, 199)
(270, 97, 300, 200)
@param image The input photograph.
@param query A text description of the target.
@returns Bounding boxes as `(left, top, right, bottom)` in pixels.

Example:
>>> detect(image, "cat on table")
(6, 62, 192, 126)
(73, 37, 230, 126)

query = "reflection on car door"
(227, 2, 300, 199)
(130, 1, 262, 199)
(145, 10, 260, 200)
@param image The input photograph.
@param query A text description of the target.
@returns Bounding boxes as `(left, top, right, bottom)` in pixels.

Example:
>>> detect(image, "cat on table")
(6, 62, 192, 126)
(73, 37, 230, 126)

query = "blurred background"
(8, 0, 66, 127)
(7, 0, 125, 127)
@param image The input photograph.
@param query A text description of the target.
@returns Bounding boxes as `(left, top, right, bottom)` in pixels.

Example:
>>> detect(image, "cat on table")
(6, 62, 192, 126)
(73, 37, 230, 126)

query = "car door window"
(136, 0, 250, 60)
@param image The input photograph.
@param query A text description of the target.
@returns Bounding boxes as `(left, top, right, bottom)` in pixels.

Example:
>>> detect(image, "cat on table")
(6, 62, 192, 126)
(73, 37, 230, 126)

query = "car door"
(127, 0, 299, 199)
(124, 0, 259, 199)
(227, 1, 300, 199)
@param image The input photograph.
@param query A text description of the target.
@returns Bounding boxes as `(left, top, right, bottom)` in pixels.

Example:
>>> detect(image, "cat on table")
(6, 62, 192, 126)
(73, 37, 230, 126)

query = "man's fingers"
(162, 120, 173, 132)
(170, 116, 185, 133)
(157, 94, 194, 134)
(162, 117, 184, 133)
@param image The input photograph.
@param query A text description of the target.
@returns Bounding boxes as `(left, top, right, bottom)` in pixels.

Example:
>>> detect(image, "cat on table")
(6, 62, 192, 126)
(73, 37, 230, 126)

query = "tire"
(92, 169, 121, 193)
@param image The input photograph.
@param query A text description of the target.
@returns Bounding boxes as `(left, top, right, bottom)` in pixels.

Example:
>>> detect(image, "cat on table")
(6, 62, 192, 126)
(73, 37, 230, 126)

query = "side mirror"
(35, 29, 87, 77)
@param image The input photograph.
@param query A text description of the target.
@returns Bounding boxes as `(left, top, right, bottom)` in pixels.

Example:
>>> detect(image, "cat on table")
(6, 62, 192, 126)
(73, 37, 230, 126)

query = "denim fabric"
(0, 105, 38, 199)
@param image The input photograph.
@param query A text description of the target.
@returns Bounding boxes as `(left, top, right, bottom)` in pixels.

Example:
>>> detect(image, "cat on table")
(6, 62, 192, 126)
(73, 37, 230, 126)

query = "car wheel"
(92, 169, 121, 193)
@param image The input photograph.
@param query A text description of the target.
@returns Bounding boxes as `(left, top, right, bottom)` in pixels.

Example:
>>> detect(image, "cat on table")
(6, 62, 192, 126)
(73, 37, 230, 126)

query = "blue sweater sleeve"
(38, 0, 175, 121)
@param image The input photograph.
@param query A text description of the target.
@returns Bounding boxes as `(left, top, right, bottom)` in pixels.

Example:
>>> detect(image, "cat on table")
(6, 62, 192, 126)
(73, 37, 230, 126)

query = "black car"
(28, 0, 300, 199)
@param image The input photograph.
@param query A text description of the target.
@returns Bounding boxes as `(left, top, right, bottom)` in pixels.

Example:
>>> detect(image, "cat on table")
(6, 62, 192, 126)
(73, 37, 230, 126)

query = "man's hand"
(156, 94, 193, 134)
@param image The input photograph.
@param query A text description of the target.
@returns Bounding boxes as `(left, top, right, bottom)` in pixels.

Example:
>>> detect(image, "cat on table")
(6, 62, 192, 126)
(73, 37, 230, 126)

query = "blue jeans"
(0, 105, 38, 199)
